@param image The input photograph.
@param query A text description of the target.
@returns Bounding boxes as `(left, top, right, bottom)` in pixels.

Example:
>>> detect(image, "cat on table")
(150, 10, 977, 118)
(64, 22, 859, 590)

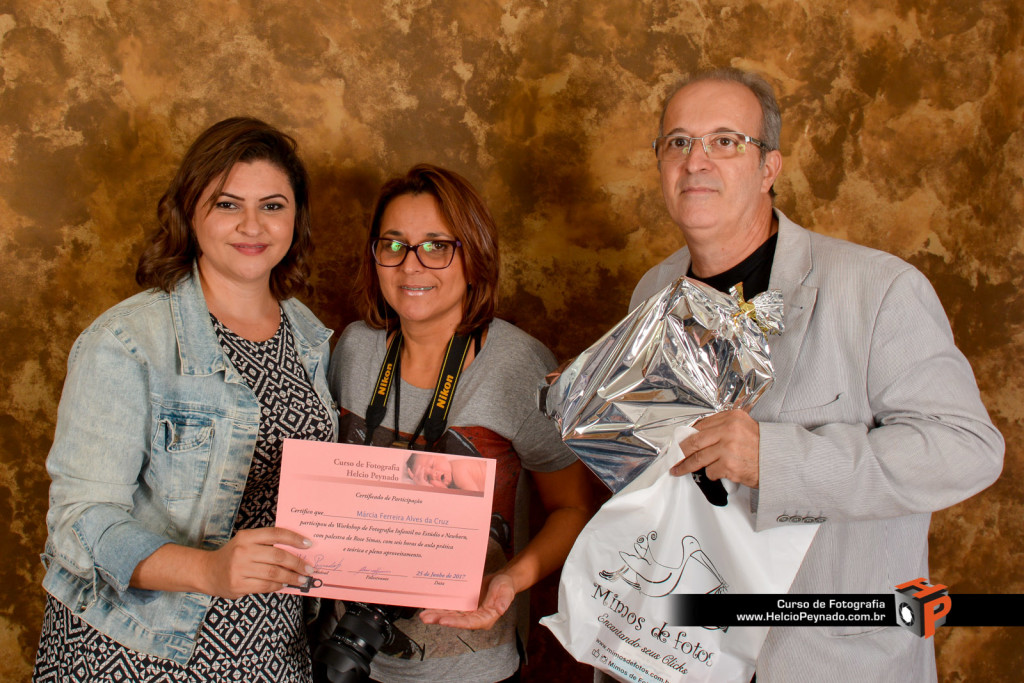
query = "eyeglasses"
(371, 238, 462, 269)
(652, 131, 768, 162)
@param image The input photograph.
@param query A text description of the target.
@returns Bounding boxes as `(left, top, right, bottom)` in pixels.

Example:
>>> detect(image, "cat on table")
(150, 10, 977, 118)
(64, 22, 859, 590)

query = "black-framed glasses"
(371, 238, 462, 269)
(653, 131, 768, 162)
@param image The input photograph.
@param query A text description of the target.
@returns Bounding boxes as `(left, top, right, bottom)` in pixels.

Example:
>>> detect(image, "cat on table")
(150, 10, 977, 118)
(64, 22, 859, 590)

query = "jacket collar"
(281, 295, 333, 352)
(169, 266, 229, 377)
(168, 265, 331, 377)
(753, 209, 818, 421)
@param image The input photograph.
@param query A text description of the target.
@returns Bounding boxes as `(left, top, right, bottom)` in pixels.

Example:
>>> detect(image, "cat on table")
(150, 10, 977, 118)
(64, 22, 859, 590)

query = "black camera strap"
(363, 329, 476, 451)
(363, 331, 403, 445)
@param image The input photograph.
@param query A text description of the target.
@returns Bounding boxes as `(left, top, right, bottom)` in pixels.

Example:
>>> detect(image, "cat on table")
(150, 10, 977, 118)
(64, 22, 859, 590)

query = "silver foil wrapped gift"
(544, 277, 783, 495)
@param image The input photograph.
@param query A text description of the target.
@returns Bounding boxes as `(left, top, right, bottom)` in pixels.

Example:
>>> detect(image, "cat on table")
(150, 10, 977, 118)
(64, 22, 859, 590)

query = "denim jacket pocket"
(147, 413, 215, 501)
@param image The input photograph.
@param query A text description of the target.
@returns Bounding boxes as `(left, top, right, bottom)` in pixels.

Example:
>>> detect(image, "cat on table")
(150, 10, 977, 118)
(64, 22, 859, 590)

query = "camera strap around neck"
(363, 329, 475, 451)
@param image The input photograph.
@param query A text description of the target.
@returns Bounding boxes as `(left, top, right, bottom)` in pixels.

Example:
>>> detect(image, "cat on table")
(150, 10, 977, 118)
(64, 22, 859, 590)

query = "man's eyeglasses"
(653, 131, 768, 162)
(371, 238, 462, 269)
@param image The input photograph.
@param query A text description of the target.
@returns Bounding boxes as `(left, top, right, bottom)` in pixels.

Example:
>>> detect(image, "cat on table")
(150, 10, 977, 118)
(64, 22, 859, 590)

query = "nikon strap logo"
(363, 330, 474, 450)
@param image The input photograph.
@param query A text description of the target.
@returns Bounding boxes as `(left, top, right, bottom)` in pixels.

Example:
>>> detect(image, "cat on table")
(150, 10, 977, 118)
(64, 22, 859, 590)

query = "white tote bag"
(542, 430, 817, 683)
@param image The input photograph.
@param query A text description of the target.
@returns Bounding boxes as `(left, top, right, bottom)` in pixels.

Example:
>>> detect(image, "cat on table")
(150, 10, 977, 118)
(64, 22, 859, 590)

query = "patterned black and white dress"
(34, 314, 333, 682)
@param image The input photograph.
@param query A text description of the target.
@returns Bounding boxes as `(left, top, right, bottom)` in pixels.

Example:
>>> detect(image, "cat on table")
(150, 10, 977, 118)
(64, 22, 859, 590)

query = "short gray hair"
(659, 67, 781, 159)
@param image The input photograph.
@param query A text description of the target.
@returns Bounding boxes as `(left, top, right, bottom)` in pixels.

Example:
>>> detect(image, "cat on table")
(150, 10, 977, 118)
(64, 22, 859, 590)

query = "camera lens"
(314, 602, 418, 683)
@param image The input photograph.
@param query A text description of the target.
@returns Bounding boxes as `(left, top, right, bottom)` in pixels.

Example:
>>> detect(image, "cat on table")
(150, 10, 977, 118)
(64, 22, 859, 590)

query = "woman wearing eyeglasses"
(325, 164, 592, 683)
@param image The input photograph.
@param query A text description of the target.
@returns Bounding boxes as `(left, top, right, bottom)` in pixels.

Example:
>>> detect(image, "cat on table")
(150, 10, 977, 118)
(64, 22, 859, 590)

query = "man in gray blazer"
(632, 68, 1004, 681)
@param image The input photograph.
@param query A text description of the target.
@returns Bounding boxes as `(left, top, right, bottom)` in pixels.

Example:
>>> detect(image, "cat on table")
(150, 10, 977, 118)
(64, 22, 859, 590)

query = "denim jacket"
(41, 269, 338, 665)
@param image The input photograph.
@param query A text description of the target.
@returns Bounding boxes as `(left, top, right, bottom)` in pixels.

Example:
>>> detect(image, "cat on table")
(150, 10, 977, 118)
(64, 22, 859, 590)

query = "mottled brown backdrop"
(2, 1, 1021, 680)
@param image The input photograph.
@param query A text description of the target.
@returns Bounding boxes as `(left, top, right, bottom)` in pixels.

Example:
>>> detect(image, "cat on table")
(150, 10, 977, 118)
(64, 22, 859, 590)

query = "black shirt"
(687, 231, 778, 298)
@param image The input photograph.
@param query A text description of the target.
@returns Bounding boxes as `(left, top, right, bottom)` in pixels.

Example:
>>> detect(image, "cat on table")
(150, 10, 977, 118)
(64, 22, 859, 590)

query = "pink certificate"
(275, 438, 496, 611)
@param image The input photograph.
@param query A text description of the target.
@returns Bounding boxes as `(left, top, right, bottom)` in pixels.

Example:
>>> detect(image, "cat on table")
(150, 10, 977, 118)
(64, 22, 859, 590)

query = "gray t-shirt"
(327, 318, 577, 683)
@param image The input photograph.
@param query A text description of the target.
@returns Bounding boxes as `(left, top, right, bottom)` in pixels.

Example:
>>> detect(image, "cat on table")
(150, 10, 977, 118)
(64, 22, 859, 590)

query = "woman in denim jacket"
(34, 118, 338, 682)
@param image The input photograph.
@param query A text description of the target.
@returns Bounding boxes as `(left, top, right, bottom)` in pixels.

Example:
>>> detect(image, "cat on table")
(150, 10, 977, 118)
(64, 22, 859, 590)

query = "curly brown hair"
(135, 117, 313, 299)
(356, 164, 499, 335)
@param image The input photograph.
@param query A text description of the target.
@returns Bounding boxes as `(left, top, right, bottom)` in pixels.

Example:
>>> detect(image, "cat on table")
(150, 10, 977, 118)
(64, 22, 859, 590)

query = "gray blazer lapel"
(753, 211, 818, 422)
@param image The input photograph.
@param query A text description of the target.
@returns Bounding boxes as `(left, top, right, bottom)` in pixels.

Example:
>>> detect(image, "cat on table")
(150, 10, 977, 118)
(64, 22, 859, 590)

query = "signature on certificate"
(309, 553, 345, 573)
(357, 566, 393, 575)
